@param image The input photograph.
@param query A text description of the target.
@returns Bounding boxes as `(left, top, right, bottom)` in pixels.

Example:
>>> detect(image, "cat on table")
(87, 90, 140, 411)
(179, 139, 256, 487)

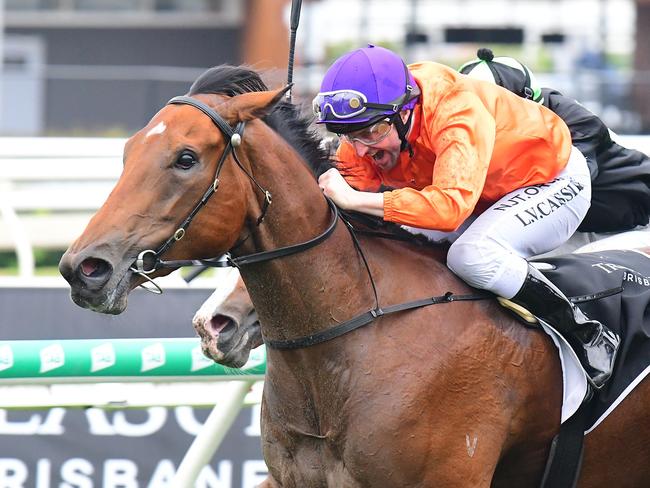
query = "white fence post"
(171, 380, 255, 488)
(0, 183, 35, 277)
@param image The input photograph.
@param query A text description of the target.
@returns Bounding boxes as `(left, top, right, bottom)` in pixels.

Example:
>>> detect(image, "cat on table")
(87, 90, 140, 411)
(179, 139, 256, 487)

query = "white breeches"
(405, 146, 592, 298)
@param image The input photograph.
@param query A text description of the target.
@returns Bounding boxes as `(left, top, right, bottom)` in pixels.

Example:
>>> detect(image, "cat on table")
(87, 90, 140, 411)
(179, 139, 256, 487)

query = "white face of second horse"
(193, 268, 241, 323)
(192, 268, 262, 367)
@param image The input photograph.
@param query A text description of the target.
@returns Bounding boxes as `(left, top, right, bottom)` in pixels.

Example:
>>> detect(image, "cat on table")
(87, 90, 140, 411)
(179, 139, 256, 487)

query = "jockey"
(459, 48, 650, 235)
(314, 44, 620, 389)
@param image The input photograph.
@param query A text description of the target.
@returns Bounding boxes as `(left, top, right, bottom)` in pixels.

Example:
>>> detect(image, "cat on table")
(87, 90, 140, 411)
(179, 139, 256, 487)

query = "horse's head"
(193, 270, 261, 367)
(59, 69, 292, 314)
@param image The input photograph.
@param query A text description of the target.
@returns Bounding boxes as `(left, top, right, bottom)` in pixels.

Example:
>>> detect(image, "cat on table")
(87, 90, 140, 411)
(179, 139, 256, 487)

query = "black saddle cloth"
(536, 249, 650, 429)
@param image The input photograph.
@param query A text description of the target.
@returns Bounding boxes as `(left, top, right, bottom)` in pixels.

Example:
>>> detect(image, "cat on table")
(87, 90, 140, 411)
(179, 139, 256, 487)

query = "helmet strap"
(393, 109, 414, 157)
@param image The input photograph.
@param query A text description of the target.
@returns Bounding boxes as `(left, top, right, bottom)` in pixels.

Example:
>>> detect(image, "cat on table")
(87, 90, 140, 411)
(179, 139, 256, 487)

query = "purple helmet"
(313, 45, 419, 133)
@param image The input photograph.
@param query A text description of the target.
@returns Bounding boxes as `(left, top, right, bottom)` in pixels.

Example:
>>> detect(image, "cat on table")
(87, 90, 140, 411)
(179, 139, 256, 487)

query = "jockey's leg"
(447, 147, 619, 389)
(509, 263, 619, 388)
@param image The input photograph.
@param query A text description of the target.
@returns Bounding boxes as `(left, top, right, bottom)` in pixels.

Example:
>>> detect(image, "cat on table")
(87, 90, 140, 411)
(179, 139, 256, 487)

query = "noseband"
(129, 95, 339, 292)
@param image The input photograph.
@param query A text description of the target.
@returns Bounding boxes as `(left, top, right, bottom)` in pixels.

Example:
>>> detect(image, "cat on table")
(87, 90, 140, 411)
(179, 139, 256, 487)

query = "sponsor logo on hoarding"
(91, 343, 116, 372)
(191, 346, 215, 372)
(39, 344, 65, 373)
(141, 343, 165, 372)
(0, 345, 13, 372)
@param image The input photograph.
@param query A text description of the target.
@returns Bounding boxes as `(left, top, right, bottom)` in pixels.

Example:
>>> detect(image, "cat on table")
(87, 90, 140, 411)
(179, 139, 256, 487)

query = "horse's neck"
(233, 126, 509, 368)
(236, 139, 376, 343)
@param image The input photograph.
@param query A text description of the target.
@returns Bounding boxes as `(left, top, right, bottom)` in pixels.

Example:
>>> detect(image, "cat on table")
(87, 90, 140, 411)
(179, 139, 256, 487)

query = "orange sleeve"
(334, 142, 382, 192)
(384, 90, 496, 231)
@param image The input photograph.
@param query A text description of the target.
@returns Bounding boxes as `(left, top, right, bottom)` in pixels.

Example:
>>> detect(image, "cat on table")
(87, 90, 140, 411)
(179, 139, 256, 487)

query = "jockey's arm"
(320, 90, 496, 231)
(318, 167, 385, 217)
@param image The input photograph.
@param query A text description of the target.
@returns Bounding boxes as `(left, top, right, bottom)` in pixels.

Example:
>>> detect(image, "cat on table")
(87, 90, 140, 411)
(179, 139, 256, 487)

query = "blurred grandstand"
(0, 0, 649, 274)
(0, 0, 647, 135)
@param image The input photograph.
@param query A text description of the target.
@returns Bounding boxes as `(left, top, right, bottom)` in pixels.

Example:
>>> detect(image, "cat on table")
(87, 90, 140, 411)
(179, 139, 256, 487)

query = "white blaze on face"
(192, 268, 241, 326)
(145, 121, 166, 138)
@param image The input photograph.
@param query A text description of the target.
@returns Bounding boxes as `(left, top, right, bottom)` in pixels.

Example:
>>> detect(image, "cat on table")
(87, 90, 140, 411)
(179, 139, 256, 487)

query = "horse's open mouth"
(220, 321, 262, 368)
(199, 312, 261, 367)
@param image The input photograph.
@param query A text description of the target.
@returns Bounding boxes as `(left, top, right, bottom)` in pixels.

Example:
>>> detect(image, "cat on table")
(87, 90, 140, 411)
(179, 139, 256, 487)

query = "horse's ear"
(223, 85, 292, 122)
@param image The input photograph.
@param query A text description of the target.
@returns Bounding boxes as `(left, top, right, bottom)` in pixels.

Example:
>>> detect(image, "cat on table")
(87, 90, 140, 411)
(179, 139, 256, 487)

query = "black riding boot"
(511, 265, 620, 389)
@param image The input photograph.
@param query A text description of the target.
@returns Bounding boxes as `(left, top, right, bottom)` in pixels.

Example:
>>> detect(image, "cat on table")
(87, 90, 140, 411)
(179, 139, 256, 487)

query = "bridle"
(129, 95, 339, 292)
(129, 93, 490, 348)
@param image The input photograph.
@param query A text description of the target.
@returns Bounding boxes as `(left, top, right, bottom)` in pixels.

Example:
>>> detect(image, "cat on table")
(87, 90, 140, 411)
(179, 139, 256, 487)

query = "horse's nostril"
(210, 314, 236, 335)
(79, 257, 111, 278)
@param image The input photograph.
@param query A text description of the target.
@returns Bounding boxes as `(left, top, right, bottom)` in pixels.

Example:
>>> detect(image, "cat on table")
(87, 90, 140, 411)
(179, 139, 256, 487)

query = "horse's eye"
(175, 152, 198, 170)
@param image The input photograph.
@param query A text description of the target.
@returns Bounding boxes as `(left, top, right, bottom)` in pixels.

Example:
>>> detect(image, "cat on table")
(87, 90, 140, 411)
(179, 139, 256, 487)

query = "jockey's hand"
(318, 168, 385, 217)
(318, 168, 356, 209)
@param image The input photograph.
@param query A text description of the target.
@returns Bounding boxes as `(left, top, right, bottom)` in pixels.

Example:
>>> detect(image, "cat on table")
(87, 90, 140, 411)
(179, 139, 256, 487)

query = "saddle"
(504, 249, 650, 430)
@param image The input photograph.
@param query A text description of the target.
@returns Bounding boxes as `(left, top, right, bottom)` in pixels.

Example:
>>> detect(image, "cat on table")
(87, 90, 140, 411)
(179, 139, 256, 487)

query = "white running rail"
(1, 136, 649, 277)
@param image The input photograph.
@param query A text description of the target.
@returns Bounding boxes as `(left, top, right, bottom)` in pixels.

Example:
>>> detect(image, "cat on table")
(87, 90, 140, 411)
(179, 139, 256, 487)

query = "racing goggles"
(341, 118, 393, 146)
(312, 90, 402, 121)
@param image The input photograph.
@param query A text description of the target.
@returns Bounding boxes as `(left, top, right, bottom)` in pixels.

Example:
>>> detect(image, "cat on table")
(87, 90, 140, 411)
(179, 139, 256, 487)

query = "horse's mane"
(189, 65, 333, 177)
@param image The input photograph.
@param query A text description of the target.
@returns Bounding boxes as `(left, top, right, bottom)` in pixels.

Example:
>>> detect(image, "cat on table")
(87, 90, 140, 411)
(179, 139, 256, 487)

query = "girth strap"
(539, 401, 589, 488)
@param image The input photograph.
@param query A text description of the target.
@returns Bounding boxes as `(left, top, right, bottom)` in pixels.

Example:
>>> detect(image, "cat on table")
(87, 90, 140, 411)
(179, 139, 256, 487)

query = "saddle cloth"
(533, 249, 650, 432)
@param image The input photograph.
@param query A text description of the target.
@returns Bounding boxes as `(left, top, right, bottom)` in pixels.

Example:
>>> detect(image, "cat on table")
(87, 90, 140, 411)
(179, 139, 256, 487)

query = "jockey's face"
(349, 110, 410, 172)
(350, 127, 401, 171)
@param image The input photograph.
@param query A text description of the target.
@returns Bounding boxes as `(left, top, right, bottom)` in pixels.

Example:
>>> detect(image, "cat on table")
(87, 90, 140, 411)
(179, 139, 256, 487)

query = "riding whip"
(286, 0, 303, 101)
(185, 0, 302, 284)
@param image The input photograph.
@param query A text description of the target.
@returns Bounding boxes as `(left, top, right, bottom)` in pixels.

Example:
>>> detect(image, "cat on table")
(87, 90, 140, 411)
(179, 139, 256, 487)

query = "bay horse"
(59, 66, 650, 487)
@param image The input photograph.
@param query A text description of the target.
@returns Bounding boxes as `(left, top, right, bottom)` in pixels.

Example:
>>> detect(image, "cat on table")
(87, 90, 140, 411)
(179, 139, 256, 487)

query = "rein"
(131, 94, 490, 347)
(147, 196, 339, 271)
